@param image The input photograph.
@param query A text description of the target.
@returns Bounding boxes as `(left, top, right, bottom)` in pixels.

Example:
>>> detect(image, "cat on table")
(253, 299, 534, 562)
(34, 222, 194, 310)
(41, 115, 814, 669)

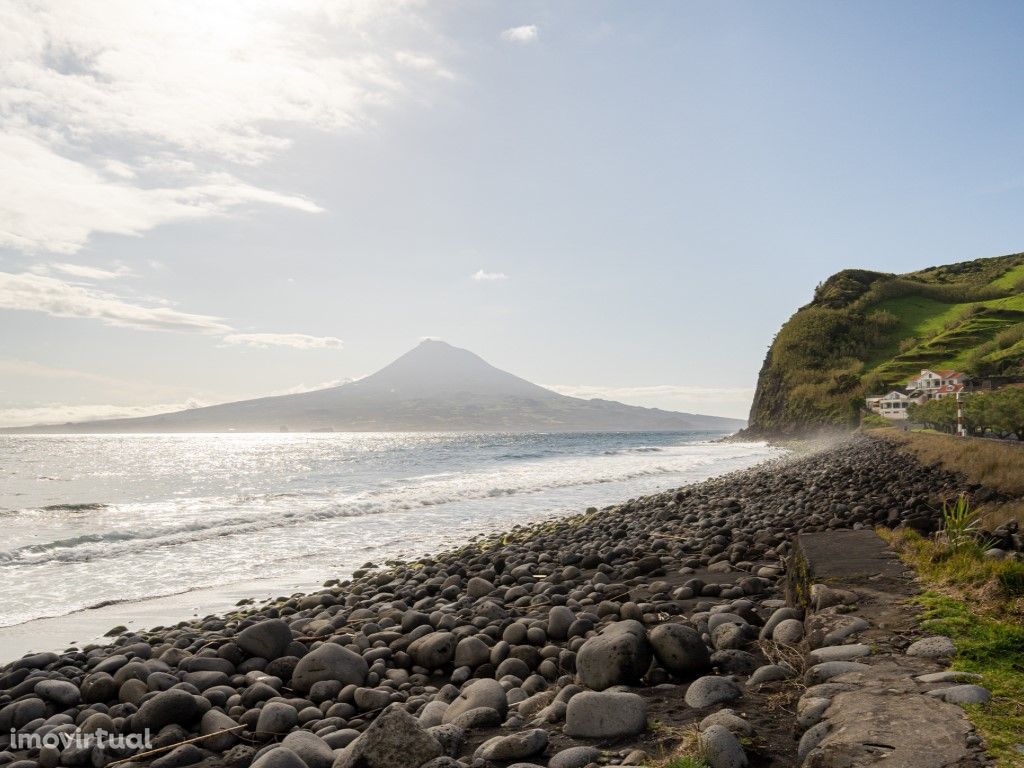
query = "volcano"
(4, 340, 746, 433)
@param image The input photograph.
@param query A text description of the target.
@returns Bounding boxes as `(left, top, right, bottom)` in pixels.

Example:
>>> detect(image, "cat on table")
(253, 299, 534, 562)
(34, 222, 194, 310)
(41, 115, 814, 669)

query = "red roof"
(908, 369, 966, 383)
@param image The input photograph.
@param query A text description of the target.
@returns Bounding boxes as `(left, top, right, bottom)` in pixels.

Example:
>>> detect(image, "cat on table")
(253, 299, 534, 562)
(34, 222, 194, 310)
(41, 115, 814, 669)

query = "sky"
(1, 0, 1023, 426)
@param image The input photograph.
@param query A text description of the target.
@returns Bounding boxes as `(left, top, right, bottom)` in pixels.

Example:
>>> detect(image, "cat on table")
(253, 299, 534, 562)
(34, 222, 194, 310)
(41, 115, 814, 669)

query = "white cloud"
(45, 263, 132, 281)
(472, 269, 508, 281)
(0, 271, 232, 333)
(501, 25, 539, 44)
(0, 401, 208, 429)
(0, 134, 321, 254)
(395, 51, 455, 80)
(0, 271, 344, 348)
(222, 333, 344, 350)
(0, 0, 453, 254)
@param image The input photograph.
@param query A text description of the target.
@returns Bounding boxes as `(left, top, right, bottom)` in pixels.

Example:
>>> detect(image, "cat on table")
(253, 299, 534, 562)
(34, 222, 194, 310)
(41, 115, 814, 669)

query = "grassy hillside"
(748, 252, 1024, 433)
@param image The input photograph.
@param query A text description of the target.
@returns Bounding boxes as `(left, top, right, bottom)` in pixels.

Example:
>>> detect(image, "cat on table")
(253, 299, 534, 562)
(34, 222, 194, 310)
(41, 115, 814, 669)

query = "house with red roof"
(866, 368, 971, 420)
(906, 369, 969, 400)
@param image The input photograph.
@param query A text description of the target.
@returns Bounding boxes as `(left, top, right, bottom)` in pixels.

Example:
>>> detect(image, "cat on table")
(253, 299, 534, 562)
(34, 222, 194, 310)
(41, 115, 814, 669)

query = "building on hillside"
(906, 369, 969, 400)
(866, 390, 915, 419)
(867, 369, 972, 420)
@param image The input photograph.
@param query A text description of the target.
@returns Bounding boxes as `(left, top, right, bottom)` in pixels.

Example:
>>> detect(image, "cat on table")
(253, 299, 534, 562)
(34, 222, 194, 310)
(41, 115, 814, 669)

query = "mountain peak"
(357, 340, 543, 398)
(1, 339, 746, 433)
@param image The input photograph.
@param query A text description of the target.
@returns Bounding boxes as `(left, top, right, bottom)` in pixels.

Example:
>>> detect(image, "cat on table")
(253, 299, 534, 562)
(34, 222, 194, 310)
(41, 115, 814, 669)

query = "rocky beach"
(1, 434, 1020, 768)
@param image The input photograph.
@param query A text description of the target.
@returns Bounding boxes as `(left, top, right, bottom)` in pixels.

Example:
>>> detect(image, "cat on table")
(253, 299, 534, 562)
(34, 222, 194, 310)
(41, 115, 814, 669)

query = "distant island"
(2, 340, 746, 433)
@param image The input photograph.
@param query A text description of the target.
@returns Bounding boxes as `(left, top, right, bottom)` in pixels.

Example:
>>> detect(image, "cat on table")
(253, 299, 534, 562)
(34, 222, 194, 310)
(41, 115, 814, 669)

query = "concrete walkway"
(786, 530, 991, 768)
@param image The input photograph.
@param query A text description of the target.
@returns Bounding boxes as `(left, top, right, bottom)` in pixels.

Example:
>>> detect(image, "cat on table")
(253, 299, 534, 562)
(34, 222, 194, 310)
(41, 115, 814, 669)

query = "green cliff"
(748, 252, 1024, 434)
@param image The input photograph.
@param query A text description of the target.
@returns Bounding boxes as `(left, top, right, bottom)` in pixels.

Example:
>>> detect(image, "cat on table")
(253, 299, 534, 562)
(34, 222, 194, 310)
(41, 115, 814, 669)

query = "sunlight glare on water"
(0, 431, 781, 627)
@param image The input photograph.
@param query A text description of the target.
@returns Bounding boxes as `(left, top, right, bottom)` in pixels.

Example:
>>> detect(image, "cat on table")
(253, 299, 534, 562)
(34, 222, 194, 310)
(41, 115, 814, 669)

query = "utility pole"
(956, 392, 966, 437)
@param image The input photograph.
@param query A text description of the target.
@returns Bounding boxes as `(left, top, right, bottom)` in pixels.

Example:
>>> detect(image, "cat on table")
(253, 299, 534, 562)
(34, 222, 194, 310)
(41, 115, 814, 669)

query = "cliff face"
(746, 253, 1024, 434)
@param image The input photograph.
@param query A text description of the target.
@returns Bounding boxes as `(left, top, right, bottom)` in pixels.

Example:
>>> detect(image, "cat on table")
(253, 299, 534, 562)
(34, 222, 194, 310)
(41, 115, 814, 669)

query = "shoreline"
(0, 434, 1010, 768)
(0, 439, 785, 664)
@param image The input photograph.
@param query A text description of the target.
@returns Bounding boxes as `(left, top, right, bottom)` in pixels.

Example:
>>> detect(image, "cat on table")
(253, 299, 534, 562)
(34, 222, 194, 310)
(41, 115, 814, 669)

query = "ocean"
(0, 431, 780, 636)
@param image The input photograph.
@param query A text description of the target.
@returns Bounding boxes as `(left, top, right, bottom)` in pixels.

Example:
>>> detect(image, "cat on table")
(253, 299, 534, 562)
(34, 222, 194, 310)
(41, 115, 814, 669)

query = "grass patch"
(882, 527, 1024, 765)
(645, 724, 711, 768)
(913, 592, 1024, 766)
(879, 429, 1024, 498)
(860, 413, 892, 429)
(663, 758, 710, 768)
(884, 528, 1024, 601)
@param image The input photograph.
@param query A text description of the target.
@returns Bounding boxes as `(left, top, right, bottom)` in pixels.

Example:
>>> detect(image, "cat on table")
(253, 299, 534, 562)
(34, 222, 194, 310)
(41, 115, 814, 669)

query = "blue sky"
(1, 1, 1023, 424)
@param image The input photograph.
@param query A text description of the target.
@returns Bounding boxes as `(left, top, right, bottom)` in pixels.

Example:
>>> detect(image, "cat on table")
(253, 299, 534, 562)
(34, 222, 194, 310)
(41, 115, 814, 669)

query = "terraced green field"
(749, 252, 1024, 432)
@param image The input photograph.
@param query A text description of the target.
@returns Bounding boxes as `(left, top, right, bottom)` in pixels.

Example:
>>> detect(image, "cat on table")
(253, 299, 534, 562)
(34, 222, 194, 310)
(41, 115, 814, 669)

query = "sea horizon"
(0, 430, 779, 660)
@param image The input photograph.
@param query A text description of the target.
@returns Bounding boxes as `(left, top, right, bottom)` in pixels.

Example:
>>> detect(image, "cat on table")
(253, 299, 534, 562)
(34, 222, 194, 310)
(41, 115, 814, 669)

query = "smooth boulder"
(236, 620, 293, 660)
(575, 621, 651, 690)
(563, 691, 647, 739)
(292, 643, 368, 693)
(648, 623, 711, 679)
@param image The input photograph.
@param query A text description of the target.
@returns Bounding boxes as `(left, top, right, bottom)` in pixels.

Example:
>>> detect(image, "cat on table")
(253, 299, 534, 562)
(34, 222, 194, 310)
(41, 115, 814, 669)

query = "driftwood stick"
(107, 725, 246, 766)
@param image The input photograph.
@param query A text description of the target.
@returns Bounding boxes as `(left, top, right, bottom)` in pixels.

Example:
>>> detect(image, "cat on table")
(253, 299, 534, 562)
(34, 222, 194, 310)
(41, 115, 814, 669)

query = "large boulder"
(648, 623, 711, 679)
(256, 701, 298, 736)
(700, 724, 748, 768)
(409, 632, 457, 670)
(200, 709, 241, 752)
(281, 730, 335, 768)
(453, 637, 490, 669)
(34, 679, 81, 708)
(474, 730, 548, 761)
(131, 689, 201, 733)
(333, 704, 442, 768)
(292, 643, 368, 693)
(575, 621, 651, 690)
(442, 678, 508, 724)
(236, 620, 293, 660)
(564, 691, 647, 739)
(684, 676, 742, 709)
(252, 747, 308, 768)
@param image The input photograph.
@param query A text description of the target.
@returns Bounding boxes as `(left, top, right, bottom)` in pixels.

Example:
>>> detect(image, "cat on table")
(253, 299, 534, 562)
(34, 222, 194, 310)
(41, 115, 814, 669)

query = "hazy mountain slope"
(6, 341, 746, 433)
(747, 252, 1024, 433)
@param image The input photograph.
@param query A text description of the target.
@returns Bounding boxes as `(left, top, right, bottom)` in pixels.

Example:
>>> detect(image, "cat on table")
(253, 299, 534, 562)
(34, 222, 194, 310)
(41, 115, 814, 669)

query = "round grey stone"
(474, 729, 548, 761)
(684, 675, 742, 709)
(442, 679, 508, 724)
(548, 746, 601, 768)
(236, 620, 293, 661)
(291, 643, 368, 693)
(563, 691, 647, 739)
(771, 619, 805, 645)
(700, 724, 748, 768)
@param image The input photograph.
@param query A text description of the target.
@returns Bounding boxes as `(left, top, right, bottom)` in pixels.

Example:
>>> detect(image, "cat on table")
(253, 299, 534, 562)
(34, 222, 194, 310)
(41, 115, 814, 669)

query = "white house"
(867, 390, 914, 419)
(907, 369, 968, 400)
(866, 369, 970, 420)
